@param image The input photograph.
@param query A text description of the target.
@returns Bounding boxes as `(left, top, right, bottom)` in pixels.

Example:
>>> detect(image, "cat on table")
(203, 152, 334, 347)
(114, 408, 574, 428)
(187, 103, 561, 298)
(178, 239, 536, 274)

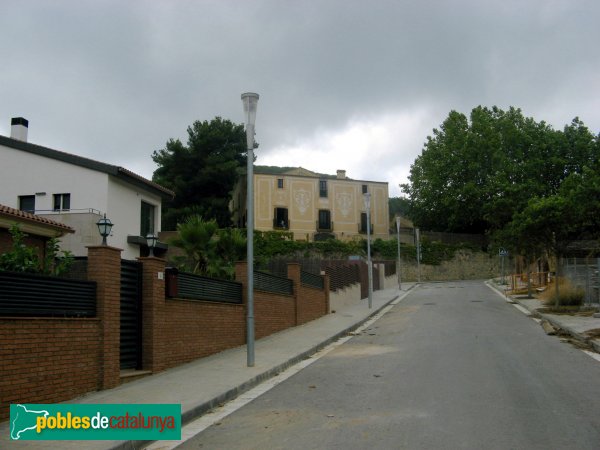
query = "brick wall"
(0, 245, 120, 422)
(0, 318, 101, 421)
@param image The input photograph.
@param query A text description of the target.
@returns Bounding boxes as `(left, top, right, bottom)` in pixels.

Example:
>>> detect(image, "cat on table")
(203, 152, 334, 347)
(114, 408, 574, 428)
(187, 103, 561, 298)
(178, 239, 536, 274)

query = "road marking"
(145, 288, 413, 450)
(582, 350, 600, 363)
(512, 303, 532, 316)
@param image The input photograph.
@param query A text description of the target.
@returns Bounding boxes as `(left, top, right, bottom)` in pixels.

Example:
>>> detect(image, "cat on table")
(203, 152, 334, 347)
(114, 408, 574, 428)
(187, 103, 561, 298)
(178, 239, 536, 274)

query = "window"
(362, 184, 368, 194)
(277, 178, 284, 189)
(274, 207, 289, 229)
(319, 180, 328, 198)
(360, 212, 369, 233)
(140, 201, 156, 237)
(19, 195, 35, 213)
(318, 210, 331, 231)
(53, 193, 70, 211)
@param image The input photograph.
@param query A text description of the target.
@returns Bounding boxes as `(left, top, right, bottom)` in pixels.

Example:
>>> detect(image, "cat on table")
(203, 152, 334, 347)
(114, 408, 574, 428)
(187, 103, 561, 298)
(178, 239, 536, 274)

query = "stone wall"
(400, 249, 501, 282)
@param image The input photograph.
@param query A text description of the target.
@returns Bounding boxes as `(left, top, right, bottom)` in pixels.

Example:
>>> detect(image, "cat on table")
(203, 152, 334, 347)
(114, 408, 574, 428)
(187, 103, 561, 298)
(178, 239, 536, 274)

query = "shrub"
(539, 278, 585, 307)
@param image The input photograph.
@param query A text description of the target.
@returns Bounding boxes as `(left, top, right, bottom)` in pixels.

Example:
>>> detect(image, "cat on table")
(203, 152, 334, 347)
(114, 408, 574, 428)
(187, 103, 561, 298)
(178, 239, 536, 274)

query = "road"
(175, 281, 600, 449)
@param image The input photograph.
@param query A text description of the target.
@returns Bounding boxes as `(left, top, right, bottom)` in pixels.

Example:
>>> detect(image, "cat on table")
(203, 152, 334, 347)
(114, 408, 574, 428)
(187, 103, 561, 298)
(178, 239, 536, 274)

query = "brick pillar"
(138, 256, 166, 373)
(287, 263, 301, 326)
(87, 245, 122, 389)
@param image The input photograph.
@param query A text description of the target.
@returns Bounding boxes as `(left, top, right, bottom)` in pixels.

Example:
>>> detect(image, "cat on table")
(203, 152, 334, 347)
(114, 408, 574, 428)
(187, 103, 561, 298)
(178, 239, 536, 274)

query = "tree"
(402, 106, 599, 235)
(152, 117, 248, 229)
(388, 196, 412, 221)
(168, 215, 247, 280)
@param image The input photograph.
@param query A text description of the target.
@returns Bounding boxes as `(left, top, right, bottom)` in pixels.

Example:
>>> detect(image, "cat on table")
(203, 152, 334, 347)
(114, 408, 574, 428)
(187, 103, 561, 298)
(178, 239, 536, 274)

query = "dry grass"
(538, 277, 585, 307)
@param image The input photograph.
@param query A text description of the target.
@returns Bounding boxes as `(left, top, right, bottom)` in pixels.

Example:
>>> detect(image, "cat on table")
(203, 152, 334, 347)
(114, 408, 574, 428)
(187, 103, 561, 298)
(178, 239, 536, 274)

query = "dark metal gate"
(120, 260, 142, 370)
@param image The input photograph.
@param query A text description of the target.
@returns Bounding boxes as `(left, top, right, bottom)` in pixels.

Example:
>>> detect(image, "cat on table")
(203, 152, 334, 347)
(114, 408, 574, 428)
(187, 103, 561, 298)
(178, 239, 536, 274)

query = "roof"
(253, 165, 388, 184)
(0, 135, 175, 200)
(0, 204, 75, 236)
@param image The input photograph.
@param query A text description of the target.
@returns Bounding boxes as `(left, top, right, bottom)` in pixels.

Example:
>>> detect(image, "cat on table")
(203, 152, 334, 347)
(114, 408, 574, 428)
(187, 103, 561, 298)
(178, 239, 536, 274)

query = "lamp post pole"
(241, 92, 259, 367)
(364, 193, 373, 309)
(415, 227, 421, 283)
(396, 215, 402, 291)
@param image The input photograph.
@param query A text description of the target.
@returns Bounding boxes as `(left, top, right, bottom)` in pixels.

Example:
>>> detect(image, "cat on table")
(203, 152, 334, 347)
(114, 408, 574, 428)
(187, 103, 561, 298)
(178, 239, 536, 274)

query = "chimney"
(11, 117, 28, 142)
(336, 169, 346, 179)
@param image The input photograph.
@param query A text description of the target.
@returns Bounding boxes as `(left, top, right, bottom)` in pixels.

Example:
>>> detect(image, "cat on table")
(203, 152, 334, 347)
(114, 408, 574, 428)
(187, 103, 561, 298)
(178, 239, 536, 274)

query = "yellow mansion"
(232, 167, 389, 241)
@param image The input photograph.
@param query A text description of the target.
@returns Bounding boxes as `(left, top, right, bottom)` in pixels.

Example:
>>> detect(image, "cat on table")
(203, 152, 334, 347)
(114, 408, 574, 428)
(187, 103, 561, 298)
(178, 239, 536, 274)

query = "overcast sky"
(1, 0, 598, 196)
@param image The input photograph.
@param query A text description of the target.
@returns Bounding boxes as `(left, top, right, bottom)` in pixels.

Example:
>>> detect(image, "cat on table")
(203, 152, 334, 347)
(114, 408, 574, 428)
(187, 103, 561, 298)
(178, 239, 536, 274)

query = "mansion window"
(319, 180, 328, 198)
(362, 184, 368, 194)
(318, 210, 331, 231)
(360, 212, 371, 234)
(277, 178, 284, 189)
(274, 207, 289, 229)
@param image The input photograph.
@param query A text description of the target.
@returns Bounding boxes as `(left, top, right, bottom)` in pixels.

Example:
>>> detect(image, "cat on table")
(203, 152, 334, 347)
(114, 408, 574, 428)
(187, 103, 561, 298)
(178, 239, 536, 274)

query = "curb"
(110, 286, 415, 450)
(487, 280, 600, 353)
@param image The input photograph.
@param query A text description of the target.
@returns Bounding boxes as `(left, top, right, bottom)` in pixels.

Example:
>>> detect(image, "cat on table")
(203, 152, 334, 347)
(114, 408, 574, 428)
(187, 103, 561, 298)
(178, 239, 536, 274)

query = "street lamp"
(146, 233, 158, 257)
(395, 215, 402, 291)
(242, 92, 259, 367)
(415, 227, 421, 283)
(96, 214, 113, 246)
(364, 193, 373, 309)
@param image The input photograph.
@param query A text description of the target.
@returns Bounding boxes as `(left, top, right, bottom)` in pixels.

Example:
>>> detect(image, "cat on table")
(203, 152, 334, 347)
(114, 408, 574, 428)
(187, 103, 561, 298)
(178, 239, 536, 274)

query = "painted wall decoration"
(335, 192, 353, 218)
(293, 188, 311, 215)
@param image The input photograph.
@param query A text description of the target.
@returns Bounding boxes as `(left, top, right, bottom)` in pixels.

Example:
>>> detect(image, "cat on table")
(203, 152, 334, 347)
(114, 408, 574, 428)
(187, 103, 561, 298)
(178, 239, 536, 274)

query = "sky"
(1, 0, 598, 197)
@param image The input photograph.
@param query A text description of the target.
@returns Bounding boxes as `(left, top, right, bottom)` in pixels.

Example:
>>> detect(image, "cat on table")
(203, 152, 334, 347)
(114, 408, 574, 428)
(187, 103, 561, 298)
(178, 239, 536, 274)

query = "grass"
(538, 277, 585, 308)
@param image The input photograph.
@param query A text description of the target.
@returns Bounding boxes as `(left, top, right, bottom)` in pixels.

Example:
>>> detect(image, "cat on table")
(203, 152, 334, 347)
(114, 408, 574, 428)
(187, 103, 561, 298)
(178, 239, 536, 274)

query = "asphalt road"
(176, 281, 600, 449)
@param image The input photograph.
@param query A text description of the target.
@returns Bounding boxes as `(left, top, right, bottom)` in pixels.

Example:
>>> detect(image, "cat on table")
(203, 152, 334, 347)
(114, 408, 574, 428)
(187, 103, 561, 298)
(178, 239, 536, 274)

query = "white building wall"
(107, 176, 162, 260)
(0, 143, 164, 260)
(0, 143, 108, 212)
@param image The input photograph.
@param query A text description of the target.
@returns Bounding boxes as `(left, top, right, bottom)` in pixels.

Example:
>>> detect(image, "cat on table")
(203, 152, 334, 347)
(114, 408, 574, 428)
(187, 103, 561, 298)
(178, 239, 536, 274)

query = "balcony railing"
(358, 223, 374, 234)
(316, 221, 334, 232)
(273, 219, 290, 230)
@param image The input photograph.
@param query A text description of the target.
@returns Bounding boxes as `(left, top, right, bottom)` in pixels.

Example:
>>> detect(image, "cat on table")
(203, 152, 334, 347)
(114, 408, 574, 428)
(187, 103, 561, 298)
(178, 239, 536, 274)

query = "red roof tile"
(0, 204, 75, 233)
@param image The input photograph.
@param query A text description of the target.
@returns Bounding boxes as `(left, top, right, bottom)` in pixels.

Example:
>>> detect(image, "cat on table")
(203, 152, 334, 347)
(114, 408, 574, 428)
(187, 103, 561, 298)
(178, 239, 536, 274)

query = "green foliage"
(403, 106, 599, 236)
(0, 224, 73, 275)
(152, 117, 248, 229)
(388, 196, 412, 222)
(371, 237, 464, 265)
(253, 231, 363, 265)
(168, 215, 247, 279)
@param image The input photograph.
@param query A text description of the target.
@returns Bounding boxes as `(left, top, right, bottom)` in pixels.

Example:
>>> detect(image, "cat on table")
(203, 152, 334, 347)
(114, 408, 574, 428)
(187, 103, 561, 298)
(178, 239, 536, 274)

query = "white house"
(0, 117, 174, 260)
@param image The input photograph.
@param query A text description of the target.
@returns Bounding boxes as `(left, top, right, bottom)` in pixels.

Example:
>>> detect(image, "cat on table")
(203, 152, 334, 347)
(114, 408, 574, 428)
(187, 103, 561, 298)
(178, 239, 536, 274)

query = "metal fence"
(167, 269, 243, 304)
(301, 271, 324, 290)
(0, 271, 96, 317)
(560, 257, 600, 305)
(254, 271, 294, 296)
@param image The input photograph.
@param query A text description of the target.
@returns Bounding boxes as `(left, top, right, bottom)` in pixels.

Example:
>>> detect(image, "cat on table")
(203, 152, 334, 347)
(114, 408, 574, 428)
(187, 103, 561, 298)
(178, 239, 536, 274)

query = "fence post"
(138, 256, 167, 373)
(87, 245, 122, 389)
(323, 270, 330, 316)
(287, 263, 301, 326)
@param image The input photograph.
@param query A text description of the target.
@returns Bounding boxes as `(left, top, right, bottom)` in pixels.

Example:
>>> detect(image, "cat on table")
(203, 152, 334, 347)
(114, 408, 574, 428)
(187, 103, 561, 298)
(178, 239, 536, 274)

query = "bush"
(0, 224, 73, 275)
(539, 278, 585, 307)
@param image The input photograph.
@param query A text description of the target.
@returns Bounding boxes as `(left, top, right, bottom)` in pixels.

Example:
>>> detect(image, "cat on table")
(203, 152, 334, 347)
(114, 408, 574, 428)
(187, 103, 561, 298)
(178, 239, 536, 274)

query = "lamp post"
(96, 214, 113, 246)
(364, 192, 373, 309)
(146, 233, 158, 257)
(395, 215, 402, 291)
(242, 92, 259, 367)
(415, 227, 421, 283)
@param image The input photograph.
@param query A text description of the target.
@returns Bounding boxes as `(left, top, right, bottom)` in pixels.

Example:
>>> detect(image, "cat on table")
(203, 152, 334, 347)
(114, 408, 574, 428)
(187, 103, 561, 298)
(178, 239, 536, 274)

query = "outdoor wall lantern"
(146, 233, 158, 257)
(96, 214, 113, 246)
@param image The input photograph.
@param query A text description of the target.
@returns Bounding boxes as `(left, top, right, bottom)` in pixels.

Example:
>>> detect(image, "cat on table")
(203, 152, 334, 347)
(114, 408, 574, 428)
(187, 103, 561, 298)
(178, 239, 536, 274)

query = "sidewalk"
(2, 283, 415, 450)
(488, 281, 600, 353)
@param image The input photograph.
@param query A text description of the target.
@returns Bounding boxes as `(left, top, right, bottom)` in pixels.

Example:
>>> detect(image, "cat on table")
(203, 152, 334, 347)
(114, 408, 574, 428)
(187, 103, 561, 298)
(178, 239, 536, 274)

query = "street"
(175, 281, 600, 449)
